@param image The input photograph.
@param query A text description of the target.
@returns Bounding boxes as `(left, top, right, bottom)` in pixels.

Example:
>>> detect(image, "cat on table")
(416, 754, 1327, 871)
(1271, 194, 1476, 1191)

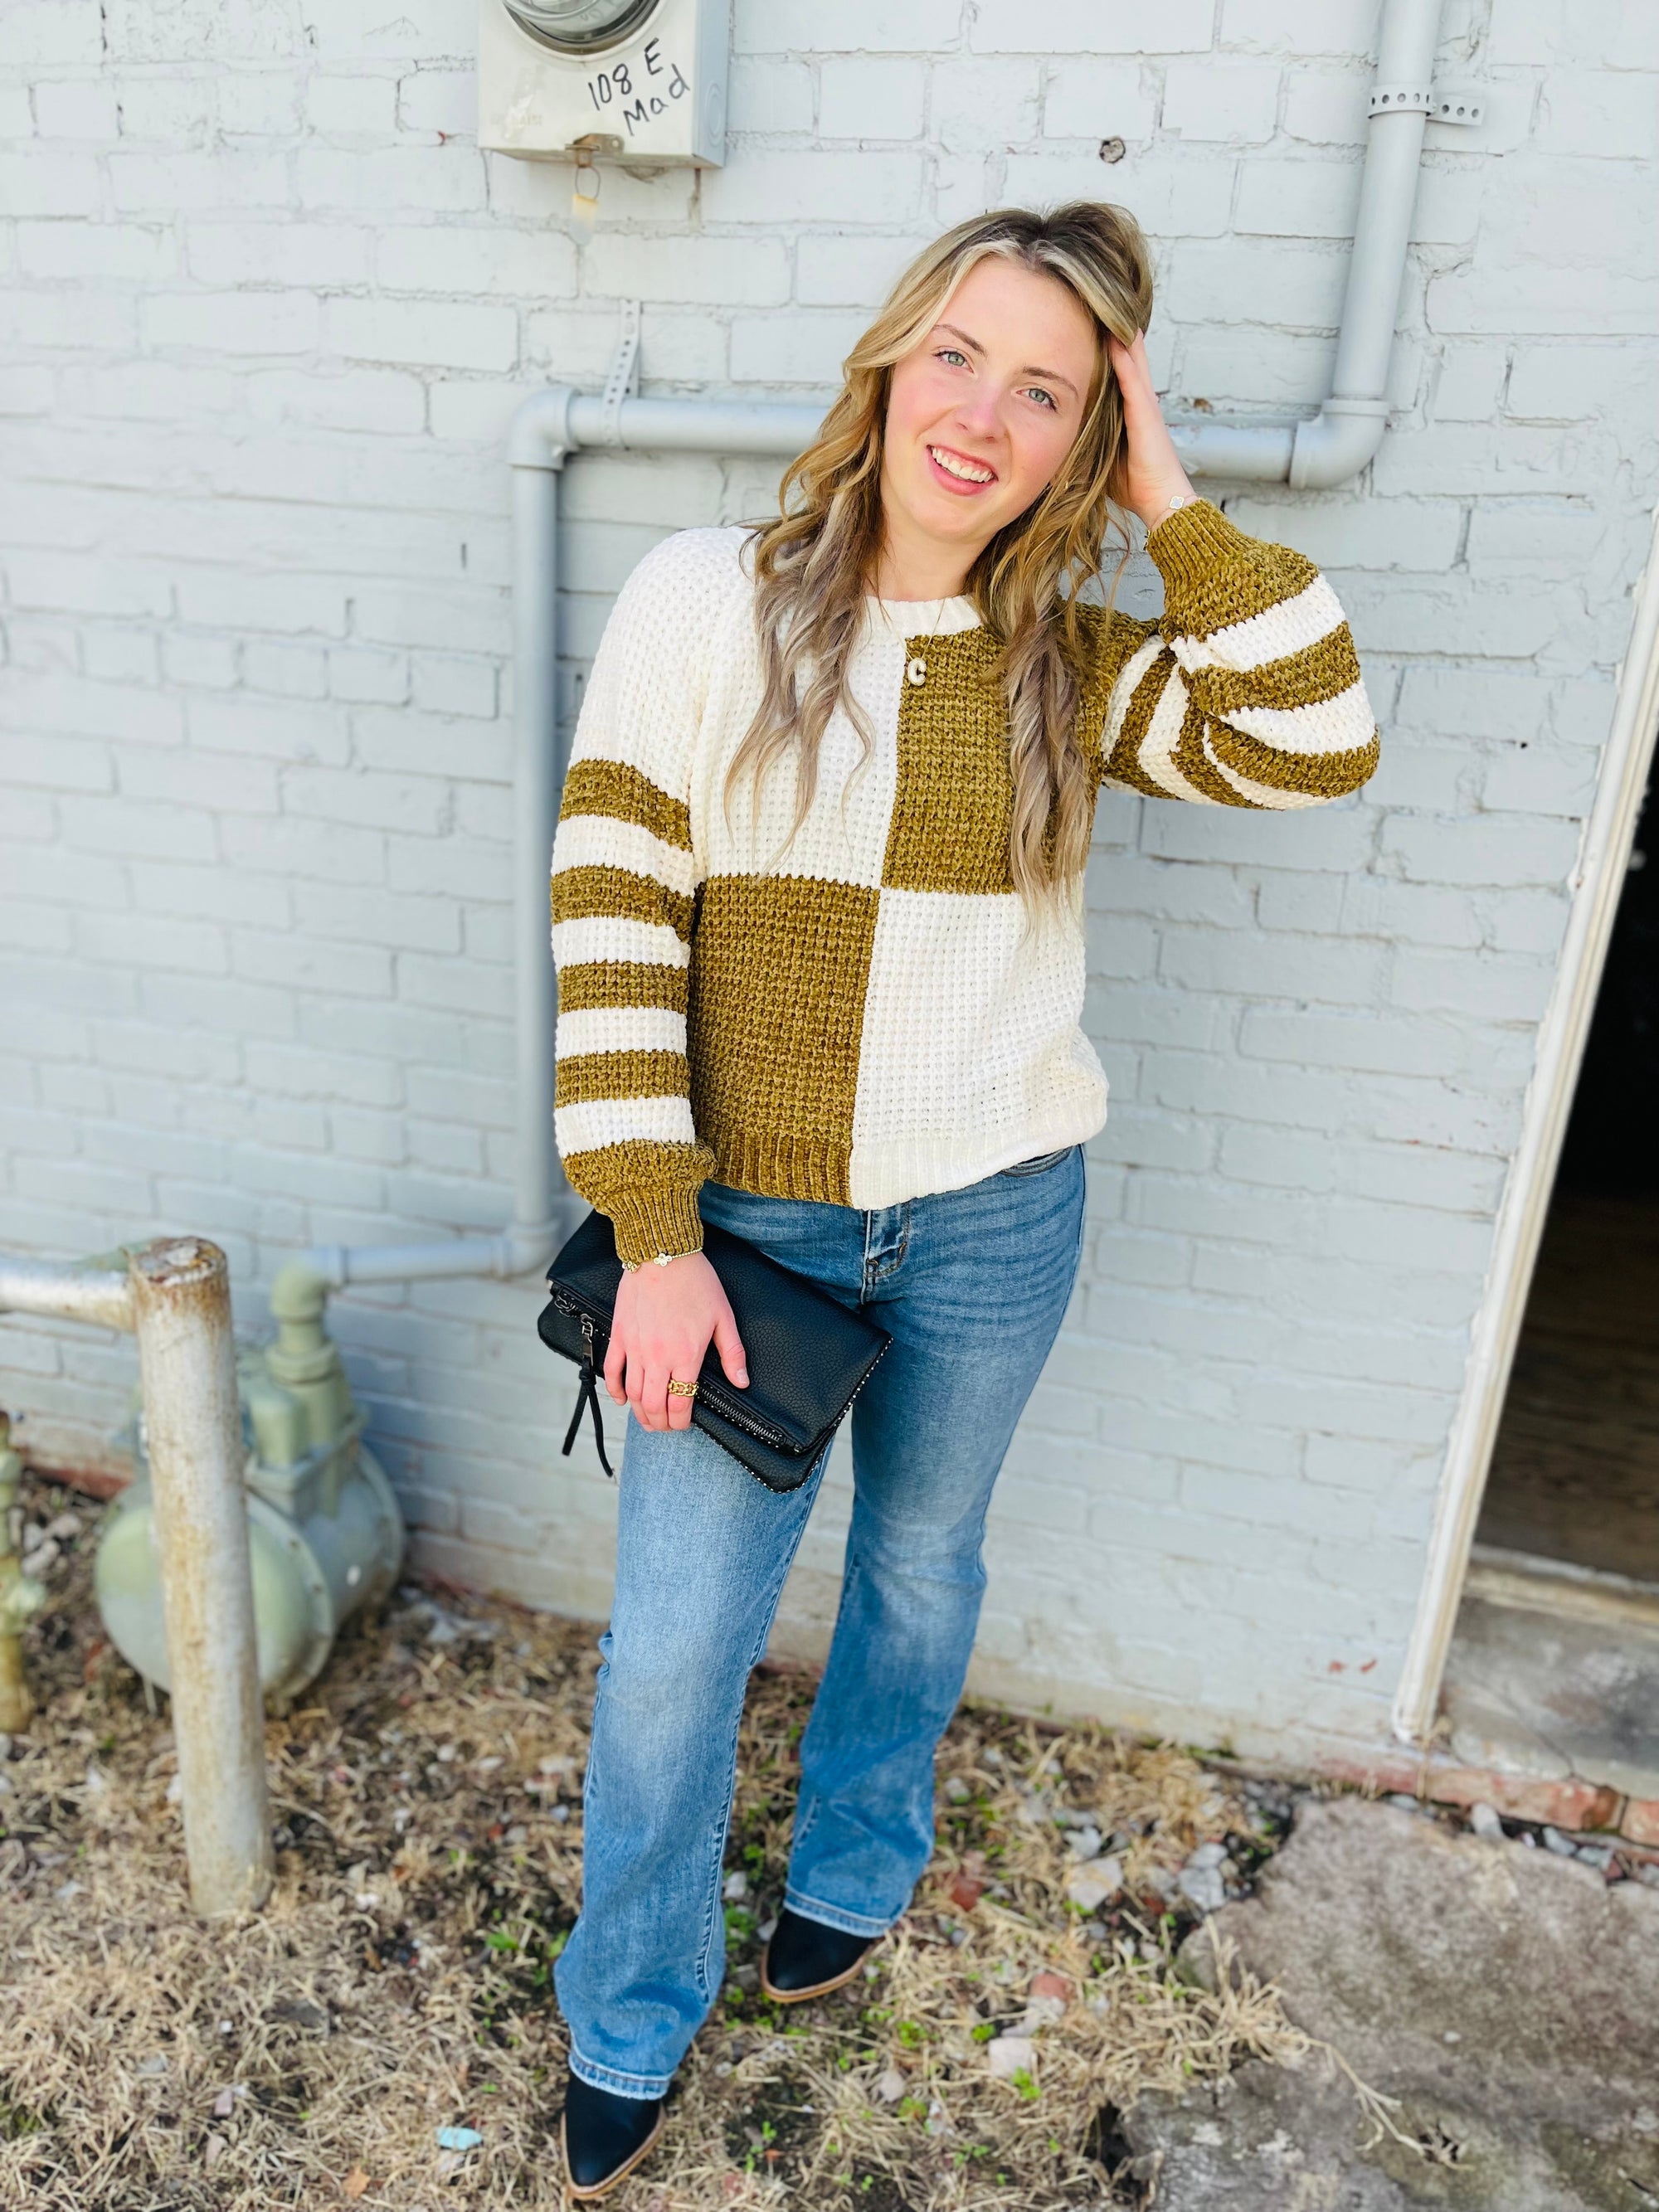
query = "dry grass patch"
(2, 1475, 1309, 2210)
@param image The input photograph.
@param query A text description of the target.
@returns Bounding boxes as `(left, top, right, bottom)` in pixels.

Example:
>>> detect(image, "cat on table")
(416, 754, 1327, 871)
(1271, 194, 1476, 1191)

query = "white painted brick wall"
(2, 0, 1656, 1767)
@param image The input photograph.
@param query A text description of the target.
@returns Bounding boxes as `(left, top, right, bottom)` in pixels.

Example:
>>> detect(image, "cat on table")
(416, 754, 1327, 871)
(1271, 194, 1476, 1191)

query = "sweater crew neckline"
(865, 591, 980, 637)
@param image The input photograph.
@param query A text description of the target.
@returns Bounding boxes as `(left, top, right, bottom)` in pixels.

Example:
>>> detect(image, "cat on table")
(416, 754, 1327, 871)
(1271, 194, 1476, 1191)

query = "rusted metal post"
(0, 1412, 46, 1733)
(127, 1237, 274, 1915)
(2, 1239, 272, 1911)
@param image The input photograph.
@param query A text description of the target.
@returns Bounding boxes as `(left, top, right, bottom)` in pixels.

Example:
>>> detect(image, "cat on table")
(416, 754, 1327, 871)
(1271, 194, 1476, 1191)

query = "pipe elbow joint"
(1289, 396, 1391, 491)
(495, 1218, 563, 1278)
(509, 386, 576, 472)
(270, 1257, 337, 1322)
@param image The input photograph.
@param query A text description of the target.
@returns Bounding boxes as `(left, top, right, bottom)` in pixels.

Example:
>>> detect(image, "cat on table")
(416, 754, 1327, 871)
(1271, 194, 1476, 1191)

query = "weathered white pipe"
(127, 1237, 274, 1916)
(0, 1241, 273, 1914)
(0, 1258, 134, 1332)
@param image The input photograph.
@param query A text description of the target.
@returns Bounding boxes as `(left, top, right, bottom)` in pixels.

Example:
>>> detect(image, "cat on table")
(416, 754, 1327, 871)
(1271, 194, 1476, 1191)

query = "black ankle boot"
(560, 2071, 665, 2200)
(761, 1907, 878, 2002)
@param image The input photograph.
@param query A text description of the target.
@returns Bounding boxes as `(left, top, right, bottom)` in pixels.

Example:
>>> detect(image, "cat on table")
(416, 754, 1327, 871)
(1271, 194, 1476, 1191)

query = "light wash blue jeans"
(555, 1145, 1087, 2097)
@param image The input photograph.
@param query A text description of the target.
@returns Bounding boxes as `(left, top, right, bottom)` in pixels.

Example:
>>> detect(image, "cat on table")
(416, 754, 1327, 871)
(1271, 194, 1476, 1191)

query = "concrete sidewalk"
(1125, 1797, 1659, 2210)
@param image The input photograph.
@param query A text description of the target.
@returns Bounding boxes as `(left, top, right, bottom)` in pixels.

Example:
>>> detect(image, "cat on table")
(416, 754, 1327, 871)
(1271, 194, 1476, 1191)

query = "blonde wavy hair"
(727, 202, 1155, 910)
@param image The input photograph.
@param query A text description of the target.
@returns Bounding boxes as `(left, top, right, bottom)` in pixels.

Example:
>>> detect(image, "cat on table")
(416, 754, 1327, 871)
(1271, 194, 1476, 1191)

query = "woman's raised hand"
(603, 1251, 749, 1433)
(1106, 327, 1198, 532)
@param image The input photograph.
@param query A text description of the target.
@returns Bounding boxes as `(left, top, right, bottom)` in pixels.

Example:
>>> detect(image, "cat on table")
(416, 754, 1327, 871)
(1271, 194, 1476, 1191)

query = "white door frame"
(1393, 506, 1659, 1747)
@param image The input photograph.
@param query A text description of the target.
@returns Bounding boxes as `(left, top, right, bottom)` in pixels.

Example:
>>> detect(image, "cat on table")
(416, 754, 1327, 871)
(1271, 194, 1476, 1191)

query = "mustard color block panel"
(881, 627, 1019, 896)
(687, 872, 881, 1203)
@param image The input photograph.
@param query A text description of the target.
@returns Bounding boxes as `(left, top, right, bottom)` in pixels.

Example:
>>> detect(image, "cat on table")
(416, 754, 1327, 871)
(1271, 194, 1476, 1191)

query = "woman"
(547, 201, 1378, 2196)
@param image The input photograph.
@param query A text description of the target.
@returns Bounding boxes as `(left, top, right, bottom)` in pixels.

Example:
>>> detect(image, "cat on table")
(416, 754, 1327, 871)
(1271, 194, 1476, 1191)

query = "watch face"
(500, 0, 661, 54)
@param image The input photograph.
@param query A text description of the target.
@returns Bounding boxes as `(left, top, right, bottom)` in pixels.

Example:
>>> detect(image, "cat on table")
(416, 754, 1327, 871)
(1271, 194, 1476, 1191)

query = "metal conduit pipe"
(0, 1255, 134, 1332)
(283, 428, 572, 1300)
(291, 0, 1449, 1298)
(1292, 0, 1443, 489)
(0, 1238, 273, 1917)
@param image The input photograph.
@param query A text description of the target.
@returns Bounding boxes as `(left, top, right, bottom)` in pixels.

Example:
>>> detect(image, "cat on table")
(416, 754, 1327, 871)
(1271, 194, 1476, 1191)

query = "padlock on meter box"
(479, 0, 727, 168)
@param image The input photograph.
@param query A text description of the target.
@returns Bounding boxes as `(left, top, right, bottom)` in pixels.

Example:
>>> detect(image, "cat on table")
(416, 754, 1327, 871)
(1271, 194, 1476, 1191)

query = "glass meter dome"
(502, 0, 661, 53)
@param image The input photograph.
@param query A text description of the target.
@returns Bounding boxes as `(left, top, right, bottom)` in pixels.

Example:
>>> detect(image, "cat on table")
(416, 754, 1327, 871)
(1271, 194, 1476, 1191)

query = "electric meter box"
(479, 0, 727, 167)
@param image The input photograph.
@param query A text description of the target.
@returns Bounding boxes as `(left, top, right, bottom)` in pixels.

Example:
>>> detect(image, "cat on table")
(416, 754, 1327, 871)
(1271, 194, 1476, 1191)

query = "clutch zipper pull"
(561, 1311, 615, 1478)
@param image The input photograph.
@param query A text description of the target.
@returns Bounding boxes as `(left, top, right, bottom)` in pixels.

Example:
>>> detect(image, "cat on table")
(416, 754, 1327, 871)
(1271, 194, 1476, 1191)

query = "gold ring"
(666, 1378, 698, 1398)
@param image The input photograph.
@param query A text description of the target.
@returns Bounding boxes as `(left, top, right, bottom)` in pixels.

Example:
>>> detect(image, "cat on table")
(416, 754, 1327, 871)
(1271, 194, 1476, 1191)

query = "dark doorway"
(1475, 779, 1659, 1582)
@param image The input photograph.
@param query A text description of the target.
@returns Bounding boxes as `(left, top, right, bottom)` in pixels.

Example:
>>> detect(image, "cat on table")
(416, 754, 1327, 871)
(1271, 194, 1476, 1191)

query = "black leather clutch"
(538, 1207, 892, 1494)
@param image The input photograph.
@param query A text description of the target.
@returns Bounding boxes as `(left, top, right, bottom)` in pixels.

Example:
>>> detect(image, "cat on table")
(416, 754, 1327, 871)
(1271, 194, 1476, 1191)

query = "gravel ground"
(2, 1473, 1322, 2210)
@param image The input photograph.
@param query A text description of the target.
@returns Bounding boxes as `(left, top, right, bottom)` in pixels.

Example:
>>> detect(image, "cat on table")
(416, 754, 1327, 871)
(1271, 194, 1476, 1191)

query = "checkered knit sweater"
(551, 498, 1379, 1264)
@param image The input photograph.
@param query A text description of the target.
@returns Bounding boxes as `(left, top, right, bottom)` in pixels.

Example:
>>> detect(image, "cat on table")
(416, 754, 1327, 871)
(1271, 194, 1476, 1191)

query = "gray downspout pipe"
(287, 397, 577, 1292)
(291, 0, 1445, 1295)
(508, 391, 574, 1258)
(1291, 0, 1442, 489)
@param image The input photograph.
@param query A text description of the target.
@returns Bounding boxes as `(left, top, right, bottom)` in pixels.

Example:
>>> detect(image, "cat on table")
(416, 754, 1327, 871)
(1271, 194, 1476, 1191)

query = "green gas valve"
(95, 1264, 405, 1709)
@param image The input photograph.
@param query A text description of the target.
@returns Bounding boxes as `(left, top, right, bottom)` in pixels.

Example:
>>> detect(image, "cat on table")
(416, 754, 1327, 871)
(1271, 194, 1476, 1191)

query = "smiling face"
(876, 253, 1102, 597)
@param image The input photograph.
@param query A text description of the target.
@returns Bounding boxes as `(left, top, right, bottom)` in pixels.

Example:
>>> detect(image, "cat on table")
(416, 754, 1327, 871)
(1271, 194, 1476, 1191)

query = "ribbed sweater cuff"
(607, 1182, 706, 1269)
(1144, 498, 1251, 600)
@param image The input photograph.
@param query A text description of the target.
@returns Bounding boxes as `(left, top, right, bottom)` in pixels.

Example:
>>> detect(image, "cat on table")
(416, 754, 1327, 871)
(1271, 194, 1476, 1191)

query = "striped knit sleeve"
(551, 534, 718, 1266)
(1093, 498, 1379, 809)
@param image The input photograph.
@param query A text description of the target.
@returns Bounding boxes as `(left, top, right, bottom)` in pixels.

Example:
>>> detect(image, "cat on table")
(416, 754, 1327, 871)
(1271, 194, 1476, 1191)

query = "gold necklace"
(905, 593, 949, 689)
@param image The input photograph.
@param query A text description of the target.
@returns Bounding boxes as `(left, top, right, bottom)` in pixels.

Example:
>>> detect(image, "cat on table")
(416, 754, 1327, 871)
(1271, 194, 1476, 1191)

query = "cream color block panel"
(700, 625, 907, 889)
(695, 595, 980, 889)
(848, 886, 1108, 1208)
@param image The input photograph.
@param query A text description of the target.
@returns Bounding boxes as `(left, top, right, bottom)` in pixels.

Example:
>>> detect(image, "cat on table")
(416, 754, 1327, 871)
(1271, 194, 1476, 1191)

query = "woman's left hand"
(1107, 328, 1198, 532)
